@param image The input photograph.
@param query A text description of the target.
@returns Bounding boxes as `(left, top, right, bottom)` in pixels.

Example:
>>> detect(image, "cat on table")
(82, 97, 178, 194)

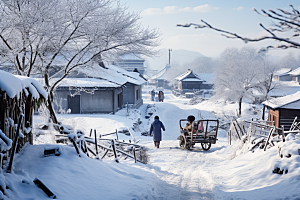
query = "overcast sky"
(120, 0, 300, 58)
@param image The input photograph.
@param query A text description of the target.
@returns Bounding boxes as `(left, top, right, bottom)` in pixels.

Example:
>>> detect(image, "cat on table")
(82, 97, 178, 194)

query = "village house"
(288, 67, 300, 82)
(263, 91, 300, 130)
(52, 65, 146, 114)
(273, 68, 292, 81)
(175, 69, 213, 93)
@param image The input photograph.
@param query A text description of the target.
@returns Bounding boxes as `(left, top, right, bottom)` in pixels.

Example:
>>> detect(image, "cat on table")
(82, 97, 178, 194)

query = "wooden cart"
(178, 119, 219, 150)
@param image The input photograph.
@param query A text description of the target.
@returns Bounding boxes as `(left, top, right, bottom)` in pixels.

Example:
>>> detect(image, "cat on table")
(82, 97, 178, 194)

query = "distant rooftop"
(120, 53, 144, 61)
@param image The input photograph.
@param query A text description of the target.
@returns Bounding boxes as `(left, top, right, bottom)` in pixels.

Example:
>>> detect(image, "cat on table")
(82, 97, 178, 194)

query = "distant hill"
(144, 49, 206, 71)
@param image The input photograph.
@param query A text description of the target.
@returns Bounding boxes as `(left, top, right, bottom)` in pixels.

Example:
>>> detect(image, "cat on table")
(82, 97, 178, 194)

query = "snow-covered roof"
(268, 81, 300, 97)
(150, 65, 170, 80)
(274, 68, 292, 76)
(106, 65, 146, 85)
(0, 70, 47, 99)
(49, 64, 146, 89)
(56, 78, 122, 88)
(175, 70, 204, 82)
(263, 91, 300, 109)
(195, 73, 214, 84)
(288, 67, 300, 76)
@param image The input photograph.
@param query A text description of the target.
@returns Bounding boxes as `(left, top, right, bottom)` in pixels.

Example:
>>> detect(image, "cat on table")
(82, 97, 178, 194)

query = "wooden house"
(53, 78, 123, 114)
(175, 69, 205, 91)
(273, 68, 292, 81)
(288, 67, 300, 82)
(263, 91, 300, 130)
(0, 70, 47, 159)
(52, 65, 146, 114)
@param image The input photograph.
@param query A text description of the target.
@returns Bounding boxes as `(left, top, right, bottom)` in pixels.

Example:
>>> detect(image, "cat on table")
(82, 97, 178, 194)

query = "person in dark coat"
(150, 116, 165, 148)
(151, 89, 155, 101)
(158, 91, 162, 102)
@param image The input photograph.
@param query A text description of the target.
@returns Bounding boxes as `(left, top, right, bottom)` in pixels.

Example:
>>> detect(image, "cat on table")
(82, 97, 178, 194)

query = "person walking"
(151, 89, 155, 101)
(160, 91, 164, 102)
(150, 116, 165, 148)
(158, 91, 161, 102)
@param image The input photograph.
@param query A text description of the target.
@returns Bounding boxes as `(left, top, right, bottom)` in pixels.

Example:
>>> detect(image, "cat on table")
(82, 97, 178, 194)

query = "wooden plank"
(111, 140, 119, 163)
(33, 178, 56, 199)
(232, 122, 241, 140)
(7, 114, 23, 173)
(87, 146, 97, 156)
(264, 127, 274, 151)
(94, 129, 99, 159)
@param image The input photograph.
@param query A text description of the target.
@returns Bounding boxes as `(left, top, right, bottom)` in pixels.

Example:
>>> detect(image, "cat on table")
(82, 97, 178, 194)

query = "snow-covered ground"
(2, 86, 300, 200)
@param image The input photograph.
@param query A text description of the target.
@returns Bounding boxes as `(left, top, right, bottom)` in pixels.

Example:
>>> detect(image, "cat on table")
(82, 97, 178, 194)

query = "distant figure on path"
(151, 89, 155, 101)
(158, 91, 161, 102)
(150, 116, 165, 148)
(160, 91, 164, 102)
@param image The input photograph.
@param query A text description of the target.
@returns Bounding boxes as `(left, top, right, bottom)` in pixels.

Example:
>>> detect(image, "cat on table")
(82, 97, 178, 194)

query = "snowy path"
(10, 88, 300, 200)
(135, 90, 229, 199)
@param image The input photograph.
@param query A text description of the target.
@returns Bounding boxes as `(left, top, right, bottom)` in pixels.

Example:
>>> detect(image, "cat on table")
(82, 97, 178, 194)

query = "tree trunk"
(47, 92, 58, 124)
(262, 104, 266, 120)
(238, 97, 242, 117)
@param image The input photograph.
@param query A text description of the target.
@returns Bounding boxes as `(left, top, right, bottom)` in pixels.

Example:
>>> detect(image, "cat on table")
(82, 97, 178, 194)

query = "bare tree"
(214, 47, 270, 116)
(0, 0, 160, 124)
(177, 4, 300, 52)
(255, 58, 279, 120)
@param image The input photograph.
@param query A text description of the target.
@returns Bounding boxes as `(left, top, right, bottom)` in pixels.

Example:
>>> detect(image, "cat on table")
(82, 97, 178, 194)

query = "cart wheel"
(201, 142, 211, 151)
(179, 136, 186, 150)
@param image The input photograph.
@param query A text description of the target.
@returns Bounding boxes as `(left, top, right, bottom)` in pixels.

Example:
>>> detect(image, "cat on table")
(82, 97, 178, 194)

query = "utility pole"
(168, 49, 172, 65)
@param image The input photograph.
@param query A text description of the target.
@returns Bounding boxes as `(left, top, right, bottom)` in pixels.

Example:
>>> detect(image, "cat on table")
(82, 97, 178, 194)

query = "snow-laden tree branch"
(0, 0, 161, 124)
(177, 4, 300, 52)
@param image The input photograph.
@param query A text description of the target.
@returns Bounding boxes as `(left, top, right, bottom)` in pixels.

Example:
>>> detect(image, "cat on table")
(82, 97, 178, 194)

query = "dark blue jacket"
(150, 119, 165, 141)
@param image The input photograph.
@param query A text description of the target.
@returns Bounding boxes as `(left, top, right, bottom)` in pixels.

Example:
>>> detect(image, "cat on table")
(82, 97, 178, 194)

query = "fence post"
(281, 126, 285, 142)
(232, 122, 241, 140)
(115, 129, 119, 140)
(229, 130, 231, 145)
(94, 129, 99, 159)
(111, 140, 119, 163)
(133, 146, 137, 163)
(7, 114, 23, 173)
(264, 127, 274, 151)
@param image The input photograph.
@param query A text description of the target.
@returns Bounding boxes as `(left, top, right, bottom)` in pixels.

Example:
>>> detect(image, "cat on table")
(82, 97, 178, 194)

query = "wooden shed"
(0, 70, 47, 162)
(263, 91, 300, 130)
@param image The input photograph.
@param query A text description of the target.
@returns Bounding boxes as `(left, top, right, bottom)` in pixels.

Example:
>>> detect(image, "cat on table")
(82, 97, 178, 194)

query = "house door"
(118, 93, 122, 108)
(67, 95, 80, 114)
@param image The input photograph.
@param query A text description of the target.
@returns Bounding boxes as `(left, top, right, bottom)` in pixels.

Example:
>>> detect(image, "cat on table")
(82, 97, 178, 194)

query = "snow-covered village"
(1, 0, 300, 200)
